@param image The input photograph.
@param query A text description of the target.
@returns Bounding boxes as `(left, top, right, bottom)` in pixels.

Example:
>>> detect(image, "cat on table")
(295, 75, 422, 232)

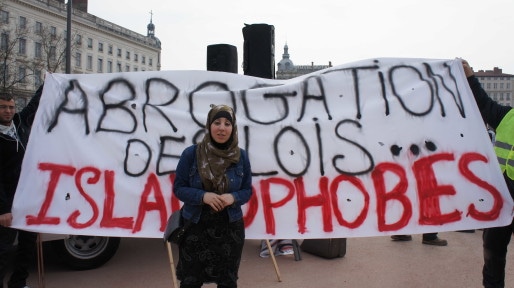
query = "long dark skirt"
(176, 207, 245, 288)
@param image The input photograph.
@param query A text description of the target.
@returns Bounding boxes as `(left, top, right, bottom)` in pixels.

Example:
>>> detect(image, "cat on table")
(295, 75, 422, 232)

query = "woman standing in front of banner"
(173, 104, 252, 288)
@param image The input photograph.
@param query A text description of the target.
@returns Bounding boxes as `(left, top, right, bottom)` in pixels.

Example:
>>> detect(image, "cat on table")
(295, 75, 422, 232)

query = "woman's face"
(210, 117, 233, 144)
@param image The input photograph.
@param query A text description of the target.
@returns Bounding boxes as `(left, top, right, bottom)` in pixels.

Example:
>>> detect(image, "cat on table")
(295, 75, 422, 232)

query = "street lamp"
(66, 0, 72, 74)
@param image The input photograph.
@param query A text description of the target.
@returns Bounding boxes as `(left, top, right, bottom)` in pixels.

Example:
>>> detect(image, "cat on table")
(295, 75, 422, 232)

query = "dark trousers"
(482, 218, 514, 288)
(0, 226, 37, 288)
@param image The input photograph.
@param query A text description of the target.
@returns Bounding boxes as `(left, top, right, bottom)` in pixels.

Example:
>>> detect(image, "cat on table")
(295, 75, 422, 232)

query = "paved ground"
(24, 230, 514, 288)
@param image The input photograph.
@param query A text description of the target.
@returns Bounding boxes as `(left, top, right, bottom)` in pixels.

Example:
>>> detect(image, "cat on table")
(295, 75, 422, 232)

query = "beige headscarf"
(196, 104, 240, 194)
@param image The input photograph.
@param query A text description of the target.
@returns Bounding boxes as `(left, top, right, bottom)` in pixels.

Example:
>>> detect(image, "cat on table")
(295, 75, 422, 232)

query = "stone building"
(474, 67, 514, 107)
(276, 43, 332, 79)
(0, 0, 161, 107)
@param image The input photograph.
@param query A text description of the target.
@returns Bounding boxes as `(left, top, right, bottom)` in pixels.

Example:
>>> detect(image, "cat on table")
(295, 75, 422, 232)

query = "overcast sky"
(88, 0, 514, 74)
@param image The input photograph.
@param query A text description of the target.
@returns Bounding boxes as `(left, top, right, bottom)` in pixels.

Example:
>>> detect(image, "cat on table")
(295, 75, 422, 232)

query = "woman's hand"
(202, 192, 235, 211)
(203, 192, 225, 212)
(220, 194, 235, 207)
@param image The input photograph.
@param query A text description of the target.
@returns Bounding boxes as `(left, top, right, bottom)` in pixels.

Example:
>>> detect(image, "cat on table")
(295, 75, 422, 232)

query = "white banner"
(12, 58, 513, 239)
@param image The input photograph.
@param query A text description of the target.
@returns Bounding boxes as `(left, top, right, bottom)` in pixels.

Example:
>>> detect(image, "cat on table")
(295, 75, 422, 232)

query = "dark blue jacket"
(173, 144, 253, 223)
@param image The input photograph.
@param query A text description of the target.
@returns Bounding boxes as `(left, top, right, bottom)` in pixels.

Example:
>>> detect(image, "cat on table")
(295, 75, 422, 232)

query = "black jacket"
(0, 85, 43, 214)
(467, 76, 514, 200)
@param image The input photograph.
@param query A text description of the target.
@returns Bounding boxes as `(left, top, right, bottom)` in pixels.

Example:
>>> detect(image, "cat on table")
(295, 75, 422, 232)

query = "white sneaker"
(259, 239, 279, 258)
(275, 239, 294, 256)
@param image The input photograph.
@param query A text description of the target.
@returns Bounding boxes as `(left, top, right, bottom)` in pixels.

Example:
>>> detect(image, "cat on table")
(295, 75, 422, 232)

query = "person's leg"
(422, 233, 447, 246)
(0, 226, 17, 288)
(422, 233, 437, 241)
(7, 229, 36, 288)
(180, 284, 202, 288)
(482, 220, 513, 288)
(259, 239, 278, 258)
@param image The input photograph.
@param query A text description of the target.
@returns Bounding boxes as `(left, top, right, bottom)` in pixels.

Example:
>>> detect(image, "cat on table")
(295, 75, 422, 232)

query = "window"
(494, 83, 498, 90)
(500, 83, 504, 90)
(0, 66, 6, 81)
(87, 38, 93, 49)
(75, 52, 81, 67)
(18, 66, 26, 83)
(87, 55, 93, 70)
(35, 42, 42, 58)
(35, 22, 42, 34)
(49, 46, 56, 61)
(117, 62, 121, 72)
(487, 83, 491, 89)
(19, 16, 26, 29)
(75, 34, 82, 45)
(507, 83, 511, 89)
(97, 58, 103, 72)
(134, 54, 138, 62)
(34, 69, 42, 87)
(98, 42, 103, 52)
(149, 58, 153, 66)
(108, 45, 113, 55)
(142, 56, 146, 64)
(507, 93, 511, 101)
(117, 48, 122, 57)
(125, 65, 130, 72)
(1, 11, 9, 24)
(107, 60, 112, 73)
(18, 38, 26, 55)
(50, 26, 57, 38)
(134, 67, 138, 72)
(1, 33, 9, 51)
(126, 51, 130, 60)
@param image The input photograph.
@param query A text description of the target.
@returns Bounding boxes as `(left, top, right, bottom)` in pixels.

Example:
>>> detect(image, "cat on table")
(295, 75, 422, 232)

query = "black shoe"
(457, 230, 475, 233)
(391, 235, 412, 241)
(422, 237, 448, 246)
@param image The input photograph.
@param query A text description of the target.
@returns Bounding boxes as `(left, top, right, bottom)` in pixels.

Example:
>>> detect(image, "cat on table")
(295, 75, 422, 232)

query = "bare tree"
(32, 24, 76, 73)
(0, 14, 34, 92)
(0, 1, 79, 109)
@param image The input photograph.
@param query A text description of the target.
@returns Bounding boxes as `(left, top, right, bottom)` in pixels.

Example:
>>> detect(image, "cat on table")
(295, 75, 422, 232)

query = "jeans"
(0, 226, 37, 288)
(482, 218, 514, 288)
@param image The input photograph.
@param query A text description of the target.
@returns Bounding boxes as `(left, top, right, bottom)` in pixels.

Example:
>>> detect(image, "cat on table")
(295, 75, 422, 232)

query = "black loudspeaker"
(207, 44, 238, 73)
(242, 24, 275, 79)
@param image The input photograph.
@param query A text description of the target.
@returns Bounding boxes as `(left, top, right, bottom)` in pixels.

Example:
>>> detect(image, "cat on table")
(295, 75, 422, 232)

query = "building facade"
(474, 67, 514, 107)
(276, 43, 331, 79)
(0, 0, 161, 107)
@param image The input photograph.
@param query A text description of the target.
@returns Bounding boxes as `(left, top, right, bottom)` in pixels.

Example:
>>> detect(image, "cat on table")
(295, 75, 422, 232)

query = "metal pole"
(65, 0, 72, 74)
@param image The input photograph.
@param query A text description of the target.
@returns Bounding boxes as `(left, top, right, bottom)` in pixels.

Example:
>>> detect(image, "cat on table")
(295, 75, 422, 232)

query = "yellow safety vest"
(494, 109, 514, 180)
